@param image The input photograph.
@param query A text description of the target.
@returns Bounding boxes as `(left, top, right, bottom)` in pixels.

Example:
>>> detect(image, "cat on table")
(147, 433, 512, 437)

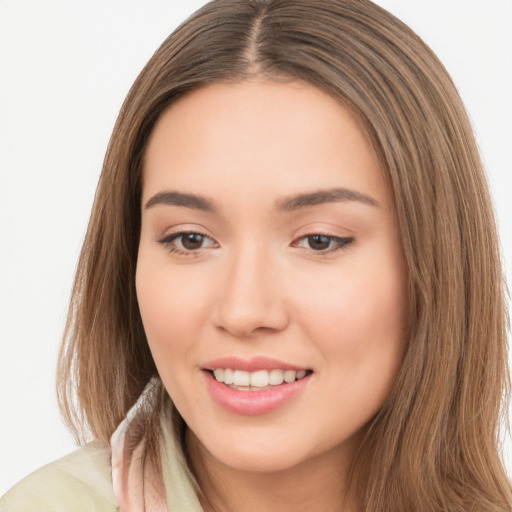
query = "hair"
(57, 0, 511, 509)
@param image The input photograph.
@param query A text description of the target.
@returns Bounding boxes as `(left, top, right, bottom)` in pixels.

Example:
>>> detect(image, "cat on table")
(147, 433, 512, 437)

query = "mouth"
(207, 368, 313, 391)
(202, 358, 314, 415)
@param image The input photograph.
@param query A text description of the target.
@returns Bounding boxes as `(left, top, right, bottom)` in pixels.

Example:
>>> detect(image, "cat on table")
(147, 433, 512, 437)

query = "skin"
(136, 79, 409, 511)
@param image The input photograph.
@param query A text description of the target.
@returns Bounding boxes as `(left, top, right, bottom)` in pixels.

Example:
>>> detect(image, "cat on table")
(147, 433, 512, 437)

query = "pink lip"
(203, 370, 312, 416)
(202, 356, 308, 372)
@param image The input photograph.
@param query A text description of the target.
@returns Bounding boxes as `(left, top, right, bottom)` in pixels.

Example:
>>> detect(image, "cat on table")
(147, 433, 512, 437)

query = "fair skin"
(136, 79, 408, 511)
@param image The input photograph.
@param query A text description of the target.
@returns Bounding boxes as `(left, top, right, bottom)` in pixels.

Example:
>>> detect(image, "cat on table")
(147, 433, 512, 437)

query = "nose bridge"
(214, 241, 287, 337)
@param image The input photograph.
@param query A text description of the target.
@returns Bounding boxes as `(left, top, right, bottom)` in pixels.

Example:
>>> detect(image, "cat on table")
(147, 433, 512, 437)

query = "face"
(136, 80, 408, 474)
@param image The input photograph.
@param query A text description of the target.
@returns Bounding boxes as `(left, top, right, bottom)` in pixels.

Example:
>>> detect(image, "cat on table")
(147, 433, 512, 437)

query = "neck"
(185, 429, 363, 512)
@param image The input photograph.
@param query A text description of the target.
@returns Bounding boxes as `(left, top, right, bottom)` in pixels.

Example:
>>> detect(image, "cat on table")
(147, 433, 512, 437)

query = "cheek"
(135, 262, 215, 414)
(135, 261, 211, 366)
(303, 261, 406, 336)
(300, 272, 407, 433)
(300, 262, 408, 387)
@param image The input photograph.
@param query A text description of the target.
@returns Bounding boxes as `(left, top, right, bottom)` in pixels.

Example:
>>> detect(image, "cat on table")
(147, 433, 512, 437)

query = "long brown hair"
(57, 0, 511, 509)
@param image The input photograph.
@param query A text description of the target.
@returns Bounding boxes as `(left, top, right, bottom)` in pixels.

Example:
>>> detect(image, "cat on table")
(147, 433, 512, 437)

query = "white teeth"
(283, 370, 296, 383)
(233, 370, 250, 386)
(212, 368, 309, 388)
(250, 370, 269, 387)
(224, 368, 234, 385)
(269, 369, 284, 385)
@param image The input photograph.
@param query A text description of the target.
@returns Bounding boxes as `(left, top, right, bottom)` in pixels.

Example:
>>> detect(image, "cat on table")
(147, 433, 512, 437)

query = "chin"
(189, 424, 332, 475)
(209, 444, 307, 474)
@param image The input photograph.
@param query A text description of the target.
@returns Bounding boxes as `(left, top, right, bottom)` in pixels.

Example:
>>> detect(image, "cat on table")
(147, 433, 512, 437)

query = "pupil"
(182, 233, 204, 250)
(308, 235, 330, 250)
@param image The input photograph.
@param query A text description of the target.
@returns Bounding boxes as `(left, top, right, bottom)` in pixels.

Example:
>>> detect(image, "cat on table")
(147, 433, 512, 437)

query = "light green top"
(0, 441, 118, 511)
(0, 420, 203, 511)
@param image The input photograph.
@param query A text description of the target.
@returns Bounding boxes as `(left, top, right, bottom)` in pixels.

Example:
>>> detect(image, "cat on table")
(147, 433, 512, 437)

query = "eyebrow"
(275, 188, 379, 211)
(145, 191, 217, 212)
(144, 187, 378, 213)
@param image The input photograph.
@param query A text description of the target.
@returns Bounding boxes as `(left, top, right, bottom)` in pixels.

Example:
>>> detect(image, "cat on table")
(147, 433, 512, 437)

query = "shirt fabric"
(0, 402, 204, 511)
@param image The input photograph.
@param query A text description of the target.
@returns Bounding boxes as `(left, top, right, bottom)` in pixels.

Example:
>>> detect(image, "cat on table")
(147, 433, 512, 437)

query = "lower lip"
(204, 371, 311, 416)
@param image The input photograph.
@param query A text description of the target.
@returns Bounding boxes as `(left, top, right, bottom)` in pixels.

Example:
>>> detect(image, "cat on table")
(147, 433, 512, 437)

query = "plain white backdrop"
(0, 0, 511, 496)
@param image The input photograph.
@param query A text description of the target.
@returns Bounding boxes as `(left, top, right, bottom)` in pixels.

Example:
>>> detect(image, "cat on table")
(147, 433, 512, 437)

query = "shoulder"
(0, 441, 118, 512)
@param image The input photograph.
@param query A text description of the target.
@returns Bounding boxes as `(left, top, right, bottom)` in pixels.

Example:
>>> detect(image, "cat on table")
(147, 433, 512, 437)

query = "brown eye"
(158, 231, 218, 255)
(292, 234, 354, 254)
(181, 233, 206, 250)
(307, 235, 331, 251)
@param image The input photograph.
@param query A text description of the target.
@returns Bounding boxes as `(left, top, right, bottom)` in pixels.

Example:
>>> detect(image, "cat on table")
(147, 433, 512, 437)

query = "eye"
(158, 231, 218, 255)
(293, 234, 354, 254)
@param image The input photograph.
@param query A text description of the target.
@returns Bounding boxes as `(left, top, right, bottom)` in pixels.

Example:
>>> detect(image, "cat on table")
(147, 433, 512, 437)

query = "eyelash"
(292, 234, 354, 254)
(157, 232, 354, 257)
(158, 231, 217, 257)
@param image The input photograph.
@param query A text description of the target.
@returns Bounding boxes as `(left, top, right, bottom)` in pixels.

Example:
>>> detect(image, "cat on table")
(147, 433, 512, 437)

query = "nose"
(213, 246, 289, 338)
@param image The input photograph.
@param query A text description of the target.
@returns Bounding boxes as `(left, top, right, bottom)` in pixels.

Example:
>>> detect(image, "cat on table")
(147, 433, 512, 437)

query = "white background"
(1, 0, 511, 496)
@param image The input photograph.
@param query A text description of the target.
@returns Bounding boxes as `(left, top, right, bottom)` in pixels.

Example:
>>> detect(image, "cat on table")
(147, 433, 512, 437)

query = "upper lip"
(202, 356, 310, 372)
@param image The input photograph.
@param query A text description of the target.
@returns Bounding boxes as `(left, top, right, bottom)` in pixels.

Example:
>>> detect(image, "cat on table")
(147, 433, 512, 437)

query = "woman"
(1, 0, 510, 510)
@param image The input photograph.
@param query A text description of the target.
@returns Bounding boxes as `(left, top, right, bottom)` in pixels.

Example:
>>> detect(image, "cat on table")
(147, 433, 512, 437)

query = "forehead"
(142, 79, 388, 209)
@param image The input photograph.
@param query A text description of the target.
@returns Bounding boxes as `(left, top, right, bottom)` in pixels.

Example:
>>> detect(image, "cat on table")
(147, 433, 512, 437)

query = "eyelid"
(157, 228, 219, 256)
(291, 233, 355, 254)
(155, 225, 354, 257)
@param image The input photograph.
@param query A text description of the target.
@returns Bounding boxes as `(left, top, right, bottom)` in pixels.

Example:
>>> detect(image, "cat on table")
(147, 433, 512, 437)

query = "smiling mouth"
(208, 368, 313, 391)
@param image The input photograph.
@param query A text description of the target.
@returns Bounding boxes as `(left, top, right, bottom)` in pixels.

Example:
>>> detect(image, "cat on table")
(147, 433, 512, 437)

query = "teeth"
(283, 370, 296, 383)
(269, 369, 284, 385)
(233, 370, 250, 386)
(224, 368, 234, 385)
(212, 368, 309, 388)
(250, 370, 269, 387)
